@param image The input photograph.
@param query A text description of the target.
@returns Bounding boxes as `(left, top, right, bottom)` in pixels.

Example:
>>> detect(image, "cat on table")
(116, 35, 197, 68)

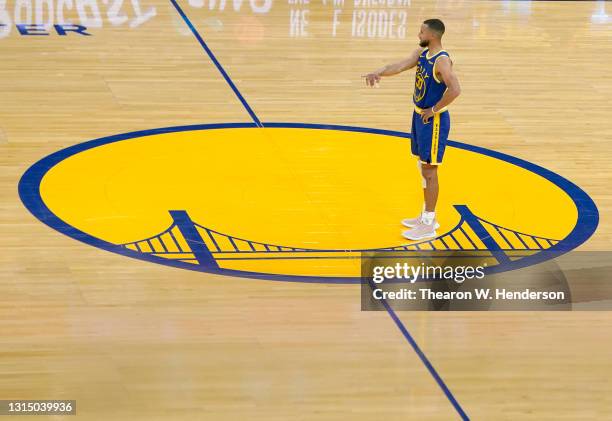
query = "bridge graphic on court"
(116, 205, 561, 272)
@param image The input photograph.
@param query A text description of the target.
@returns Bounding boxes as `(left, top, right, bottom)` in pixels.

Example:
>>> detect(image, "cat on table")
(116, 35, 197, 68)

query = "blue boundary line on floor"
(369, 279, 470, 420)
(168, 0, 263, 127)
(166, 3, 468, 418)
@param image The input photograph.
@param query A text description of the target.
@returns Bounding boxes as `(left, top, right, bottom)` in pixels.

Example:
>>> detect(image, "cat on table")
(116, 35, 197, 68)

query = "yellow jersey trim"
(414, 105, 448, 114)
(432, 55, 451, 84)
(431, 112, 441, 164)
(425, 48, 447, 60)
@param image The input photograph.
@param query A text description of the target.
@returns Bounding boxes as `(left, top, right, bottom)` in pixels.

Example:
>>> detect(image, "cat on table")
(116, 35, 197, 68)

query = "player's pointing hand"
(362, 72, 381, 88)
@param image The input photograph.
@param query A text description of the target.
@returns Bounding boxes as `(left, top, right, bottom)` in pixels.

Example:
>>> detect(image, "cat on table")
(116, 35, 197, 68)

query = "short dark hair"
(423, 19, 445, 37)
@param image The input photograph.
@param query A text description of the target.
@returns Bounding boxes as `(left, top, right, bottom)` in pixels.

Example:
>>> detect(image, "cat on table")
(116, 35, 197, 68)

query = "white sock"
(421, 211, 435, 225)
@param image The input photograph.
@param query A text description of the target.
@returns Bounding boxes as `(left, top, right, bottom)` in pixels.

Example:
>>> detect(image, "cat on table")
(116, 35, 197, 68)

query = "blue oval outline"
(18, 122, 599, 283)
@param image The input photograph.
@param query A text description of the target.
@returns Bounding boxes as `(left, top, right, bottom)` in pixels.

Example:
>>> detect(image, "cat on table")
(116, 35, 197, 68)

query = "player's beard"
(419, 39, 429, 47)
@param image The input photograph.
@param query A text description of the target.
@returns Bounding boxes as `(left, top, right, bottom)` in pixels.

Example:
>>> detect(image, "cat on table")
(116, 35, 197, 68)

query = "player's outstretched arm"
(362, 48, 424, 87)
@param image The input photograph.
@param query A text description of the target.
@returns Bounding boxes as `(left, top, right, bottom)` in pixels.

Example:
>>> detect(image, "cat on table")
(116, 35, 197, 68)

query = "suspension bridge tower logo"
(19, 123, 598, 283)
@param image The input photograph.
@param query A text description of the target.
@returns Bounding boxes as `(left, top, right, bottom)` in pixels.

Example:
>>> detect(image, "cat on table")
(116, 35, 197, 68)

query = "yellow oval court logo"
(19, 123, 598, 283)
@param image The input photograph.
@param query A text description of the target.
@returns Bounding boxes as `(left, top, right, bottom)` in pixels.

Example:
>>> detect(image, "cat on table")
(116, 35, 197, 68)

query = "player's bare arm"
(421, 56, 461, 123)
(362, 47, 424, 87)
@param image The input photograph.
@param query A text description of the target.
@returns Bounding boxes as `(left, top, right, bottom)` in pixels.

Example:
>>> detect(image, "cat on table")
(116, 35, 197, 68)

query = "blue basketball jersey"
(413, 48, 450, 108)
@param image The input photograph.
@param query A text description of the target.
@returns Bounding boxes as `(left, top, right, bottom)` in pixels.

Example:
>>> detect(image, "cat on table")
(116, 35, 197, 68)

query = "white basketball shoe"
(402, 220, 438, 241)
(401, 215, 440, 229)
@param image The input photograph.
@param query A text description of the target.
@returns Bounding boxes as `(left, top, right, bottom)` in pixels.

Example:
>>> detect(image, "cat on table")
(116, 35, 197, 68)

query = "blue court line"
(167, 5, 469, 418)
(369, 280, 470, 420)
(211, 254, 532, 261)
(168, 0, 263, 127)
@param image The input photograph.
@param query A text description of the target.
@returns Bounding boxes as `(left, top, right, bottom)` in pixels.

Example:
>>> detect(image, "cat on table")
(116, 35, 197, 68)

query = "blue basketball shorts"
(411, 109, 450, 165)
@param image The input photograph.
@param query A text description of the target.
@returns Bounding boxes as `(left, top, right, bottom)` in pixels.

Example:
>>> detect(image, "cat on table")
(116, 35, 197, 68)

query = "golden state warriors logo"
(19, 123, 598, 283)
(413, 64, 428, 102)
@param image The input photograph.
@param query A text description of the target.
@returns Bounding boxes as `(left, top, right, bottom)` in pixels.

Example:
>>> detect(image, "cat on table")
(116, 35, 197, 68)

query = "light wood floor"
(1, 0, 611, 419)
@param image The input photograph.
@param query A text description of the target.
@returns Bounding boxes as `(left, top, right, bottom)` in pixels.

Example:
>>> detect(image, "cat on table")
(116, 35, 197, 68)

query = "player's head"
(419, 19, 445, 47)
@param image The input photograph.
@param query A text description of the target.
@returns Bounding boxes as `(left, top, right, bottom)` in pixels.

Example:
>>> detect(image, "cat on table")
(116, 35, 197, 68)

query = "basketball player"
(363, 19, 461, 240)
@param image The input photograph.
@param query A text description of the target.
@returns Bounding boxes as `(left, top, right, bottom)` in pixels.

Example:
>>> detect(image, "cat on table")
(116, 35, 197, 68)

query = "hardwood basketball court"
(2, 0, 611, 419)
